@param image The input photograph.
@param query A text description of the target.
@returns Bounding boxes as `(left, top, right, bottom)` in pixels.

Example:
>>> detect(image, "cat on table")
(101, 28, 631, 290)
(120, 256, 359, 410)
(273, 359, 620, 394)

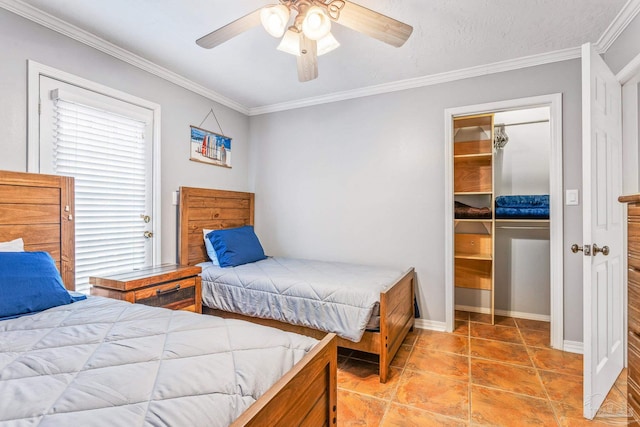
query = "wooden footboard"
(379, 268, 415, 383)
(232, 333, 338, 426)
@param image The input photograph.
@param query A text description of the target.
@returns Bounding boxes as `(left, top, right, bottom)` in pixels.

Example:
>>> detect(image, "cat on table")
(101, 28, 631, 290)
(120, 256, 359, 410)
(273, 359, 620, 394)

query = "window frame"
(27, 60, 162, 267)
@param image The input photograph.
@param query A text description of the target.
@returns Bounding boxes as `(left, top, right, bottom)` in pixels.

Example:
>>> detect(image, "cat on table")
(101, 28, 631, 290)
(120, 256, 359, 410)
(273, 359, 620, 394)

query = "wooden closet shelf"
(454, 192, 493, 196)
(455, 254, 492, 261)
(455, 257, 492, 290)
(453, 115, 493, 129)
(454, 153, 493, 160)
(455, 282, 492, 291)
(453, 139, 492, 144)
(453, 139, 492, 156)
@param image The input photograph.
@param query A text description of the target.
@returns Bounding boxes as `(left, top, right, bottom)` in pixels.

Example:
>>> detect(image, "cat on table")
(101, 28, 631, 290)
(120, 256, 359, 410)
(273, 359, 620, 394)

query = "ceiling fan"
(196, 0, 413, 82)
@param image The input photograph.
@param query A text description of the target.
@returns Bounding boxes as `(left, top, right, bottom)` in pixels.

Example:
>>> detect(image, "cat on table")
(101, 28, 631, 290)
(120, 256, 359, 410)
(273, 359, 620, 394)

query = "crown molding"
(3, 0, 637, 117)
(595, 0, 640, 53)
(616, 51, 640, 84)
(248, 47, 581, 115)
(0, 0, 249, 115)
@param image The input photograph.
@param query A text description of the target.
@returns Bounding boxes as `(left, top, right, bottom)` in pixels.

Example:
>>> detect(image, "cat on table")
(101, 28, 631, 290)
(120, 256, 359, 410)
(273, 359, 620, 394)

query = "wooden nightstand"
(90, 264, 202, 313)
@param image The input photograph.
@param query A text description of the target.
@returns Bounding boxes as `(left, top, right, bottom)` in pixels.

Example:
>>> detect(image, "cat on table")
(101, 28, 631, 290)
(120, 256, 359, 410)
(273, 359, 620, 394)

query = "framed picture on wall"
(190, 125, 232, 168)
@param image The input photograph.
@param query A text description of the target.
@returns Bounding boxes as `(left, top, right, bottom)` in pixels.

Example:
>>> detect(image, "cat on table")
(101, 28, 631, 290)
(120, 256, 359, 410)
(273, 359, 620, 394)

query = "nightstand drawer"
(134, 278, 196, 310)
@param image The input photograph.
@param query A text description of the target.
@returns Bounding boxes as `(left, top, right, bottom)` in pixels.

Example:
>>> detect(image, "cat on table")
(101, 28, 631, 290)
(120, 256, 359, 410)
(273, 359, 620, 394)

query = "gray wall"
(0, 9, 251, 264)
(604, 13, 640, 74)
(249, 60, 585, 341)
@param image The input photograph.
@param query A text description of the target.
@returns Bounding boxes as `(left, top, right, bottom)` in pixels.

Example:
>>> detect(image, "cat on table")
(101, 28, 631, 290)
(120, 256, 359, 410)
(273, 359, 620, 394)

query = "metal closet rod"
(495, 225, 550, 230)
(494, 119, 549, 127)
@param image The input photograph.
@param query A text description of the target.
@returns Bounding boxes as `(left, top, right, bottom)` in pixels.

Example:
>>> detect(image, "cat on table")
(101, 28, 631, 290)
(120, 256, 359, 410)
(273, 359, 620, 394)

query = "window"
(29, 63, 160, 293)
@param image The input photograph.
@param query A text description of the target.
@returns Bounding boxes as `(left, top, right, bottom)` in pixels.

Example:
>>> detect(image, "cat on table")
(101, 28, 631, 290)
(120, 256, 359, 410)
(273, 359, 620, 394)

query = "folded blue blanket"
(495, 195, 549, 208)
(495, 207, 549, 219)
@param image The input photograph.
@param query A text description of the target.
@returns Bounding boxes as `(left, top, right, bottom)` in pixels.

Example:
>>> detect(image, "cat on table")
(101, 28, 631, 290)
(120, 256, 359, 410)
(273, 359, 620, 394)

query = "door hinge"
(38, 100, 41, 115)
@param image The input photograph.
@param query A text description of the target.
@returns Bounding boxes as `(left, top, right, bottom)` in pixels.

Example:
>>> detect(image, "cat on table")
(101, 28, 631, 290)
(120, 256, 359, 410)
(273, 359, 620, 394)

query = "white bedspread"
(0, 297, 317, 427)
(200, 257, 406, 342)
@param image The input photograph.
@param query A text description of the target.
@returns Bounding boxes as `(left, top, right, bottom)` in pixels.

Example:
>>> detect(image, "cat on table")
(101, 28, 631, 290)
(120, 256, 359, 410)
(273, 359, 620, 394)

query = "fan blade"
(297, 35, 318, 82)
(327, 0, 413, 47)
(196, 8, 262, 49)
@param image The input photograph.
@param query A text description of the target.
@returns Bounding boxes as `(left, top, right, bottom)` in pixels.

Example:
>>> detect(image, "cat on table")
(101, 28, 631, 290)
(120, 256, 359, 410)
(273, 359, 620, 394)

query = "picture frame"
(190, 125, 232, 168)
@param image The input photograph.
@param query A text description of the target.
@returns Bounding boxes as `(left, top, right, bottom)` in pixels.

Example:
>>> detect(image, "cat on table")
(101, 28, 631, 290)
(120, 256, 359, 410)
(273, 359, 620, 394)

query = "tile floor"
(336, 311, 635, 426)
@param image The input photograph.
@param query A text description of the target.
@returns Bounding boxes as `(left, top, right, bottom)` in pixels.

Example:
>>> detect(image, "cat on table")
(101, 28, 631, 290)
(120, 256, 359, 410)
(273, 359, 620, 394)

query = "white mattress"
(200, 257, 406, 342)
(0, 296, 318, 426)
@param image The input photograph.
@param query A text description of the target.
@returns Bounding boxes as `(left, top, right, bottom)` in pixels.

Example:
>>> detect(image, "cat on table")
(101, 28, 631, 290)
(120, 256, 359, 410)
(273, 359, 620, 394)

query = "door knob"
(570, 244, 582, 253)
(593, 244, 609, 256)
(144, 231, 153, 238)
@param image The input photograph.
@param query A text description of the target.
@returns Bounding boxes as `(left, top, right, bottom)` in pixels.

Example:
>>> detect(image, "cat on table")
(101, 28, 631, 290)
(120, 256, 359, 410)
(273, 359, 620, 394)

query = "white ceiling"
(16, 0, 629, 110)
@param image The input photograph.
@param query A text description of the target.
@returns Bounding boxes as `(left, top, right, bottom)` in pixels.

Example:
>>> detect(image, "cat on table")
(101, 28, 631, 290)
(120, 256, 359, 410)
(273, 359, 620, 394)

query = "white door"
(37, 76, 156, 292)
(581, 43, 624, 419)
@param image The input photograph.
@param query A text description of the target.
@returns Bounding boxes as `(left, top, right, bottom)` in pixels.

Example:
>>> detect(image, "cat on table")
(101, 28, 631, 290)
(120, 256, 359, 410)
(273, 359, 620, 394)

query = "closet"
(453, 108, 551, 325)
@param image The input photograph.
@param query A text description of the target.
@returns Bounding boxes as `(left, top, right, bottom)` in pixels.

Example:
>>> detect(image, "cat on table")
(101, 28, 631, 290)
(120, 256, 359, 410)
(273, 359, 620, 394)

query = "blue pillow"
(0, 252, 73, 319)
(207, 226, 266, 267)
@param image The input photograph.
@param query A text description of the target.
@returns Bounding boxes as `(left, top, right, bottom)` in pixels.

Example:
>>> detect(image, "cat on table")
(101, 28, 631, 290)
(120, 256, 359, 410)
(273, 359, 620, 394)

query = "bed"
(0, 170, 338, 427)
(178, 186, 415, 383)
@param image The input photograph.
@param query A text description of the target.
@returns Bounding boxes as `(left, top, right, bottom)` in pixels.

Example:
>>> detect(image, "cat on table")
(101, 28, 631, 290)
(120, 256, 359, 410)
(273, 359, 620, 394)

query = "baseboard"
(414, 319, 446, 332)
(455, 305, 551, 322)
(562, 340, 584, 354)
(416, 310, 582, 354)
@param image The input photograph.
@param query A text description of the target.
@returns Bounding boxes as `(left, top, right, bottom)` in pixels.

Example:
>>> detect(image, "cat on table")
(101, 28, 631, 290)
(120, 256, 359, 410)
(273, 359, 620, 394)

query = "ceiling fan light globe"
(307, 14, 321, 29)
(277, 28, 301, 56)
(302, 6, 331, 40)
(317, 32, 339, 56)
(260, 4, 290, 38)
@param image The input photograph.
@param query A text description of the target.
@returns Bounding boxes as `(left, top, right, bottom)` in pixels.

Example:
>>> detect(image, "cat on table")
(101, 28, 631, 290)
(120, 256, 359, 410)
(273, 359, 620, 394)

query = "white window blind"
(53, 97, 149, 293)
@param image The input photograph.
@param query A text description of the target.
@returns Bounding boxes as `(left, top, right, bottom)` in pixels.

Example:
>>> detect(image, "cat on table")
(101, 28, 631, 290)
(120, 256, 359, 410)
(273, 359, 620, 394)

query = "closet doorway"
(444, 94, 564, 350)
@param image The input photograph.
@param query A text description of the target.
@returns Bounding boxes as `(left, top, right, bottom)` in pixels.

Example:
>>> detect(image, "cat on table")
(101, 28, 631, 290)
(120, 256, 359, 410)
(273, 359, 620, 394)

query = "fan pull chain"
(198, 107, 225, 136)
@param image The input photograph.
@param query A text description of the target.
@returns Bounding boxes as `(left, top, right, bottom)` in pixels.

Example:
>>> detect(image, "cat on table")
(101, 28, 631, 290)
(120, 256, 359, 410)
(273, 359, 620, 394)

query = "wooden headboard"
(0, 170, 75, 290)
(178, 186, 254, 266)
